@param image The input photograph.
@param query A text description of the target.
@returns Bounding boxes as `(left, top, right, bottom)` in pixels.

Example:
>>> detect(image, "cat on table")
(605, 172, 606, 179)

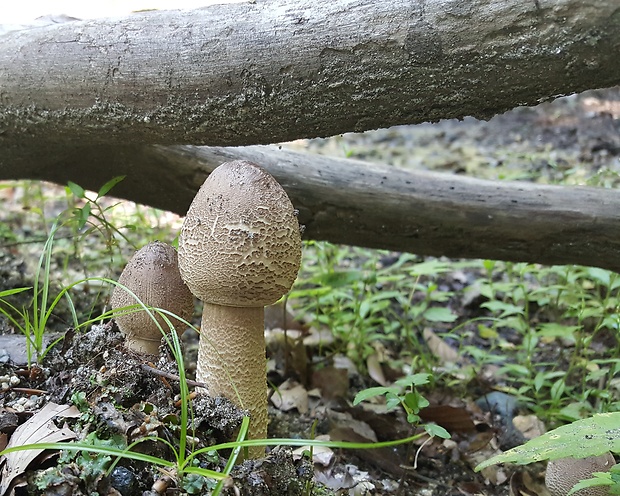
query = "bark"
(8, 142, 620, 272)
(0, 0, 619, 155)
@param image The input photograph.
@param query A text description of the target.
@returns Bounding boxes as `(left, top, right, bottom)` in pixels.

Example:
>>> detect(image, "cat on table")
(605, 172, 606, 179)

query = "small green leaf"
(403, 392, 429, 413)
(481, 301, 525, 318)
(483, 260, 496, 272)
(407, 413, 421, 424)
(536, 322, 581, 339)
(409, 260, 452, 277)
(77, 203, 91, 229)
(423, 307, 458, 323)
(67, 181, 85, 198)
(394, 373, 431, 389)
(425, 423, 451, 439)
(353, 386, 395, 405)
(568, 472, 613, 496)
(478, 324, 499, 339)
(320, 270, 364, 288)
(585, 267, 611, 287)
(394, 372, 431, 388)
(534, 372, 546, 392)
(97, 175, 126, 198)
(0, 287, 32, 297)
(359, 300, 371, 319)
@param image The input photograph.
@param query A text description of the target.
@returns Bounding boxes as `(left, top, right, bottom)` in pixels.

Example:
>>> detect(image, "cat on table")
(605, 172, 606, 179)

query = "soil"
(0, 87, 619, 496)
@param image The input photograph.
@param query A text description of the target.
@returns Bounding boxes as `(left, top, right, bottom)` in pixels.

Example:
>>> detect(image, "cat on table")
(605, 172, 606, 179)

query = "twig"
(10, 387, 48, 395)
(140, 363, 207, 389)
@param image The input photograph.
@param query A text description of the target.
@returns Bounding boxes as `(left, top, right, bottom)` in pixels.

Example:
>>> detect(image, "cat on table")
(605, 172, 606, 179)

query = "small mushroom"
(545, 453, 616, 496)
(177, 160, 302, 458)
(111, 241, 194, 355)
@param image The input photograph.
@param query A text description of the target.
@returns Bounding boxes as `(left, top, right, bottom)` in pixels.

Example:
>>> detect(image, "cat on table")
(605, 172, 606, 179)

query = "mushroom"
(111, 241, 194, 355)
(545, 453, 616, 496)
(177, 160, 302, 458)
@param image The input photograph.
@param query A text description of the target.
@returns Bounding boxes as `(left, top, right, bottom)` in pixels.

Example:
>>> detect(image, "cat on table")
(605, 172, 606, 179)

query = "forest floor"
(0, 87, 618, 496)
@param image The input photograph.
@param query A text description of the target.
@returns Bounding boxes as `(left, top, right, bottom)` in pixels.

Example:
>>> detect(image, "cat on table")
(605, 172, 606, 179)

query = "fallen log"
(0, 0, 619, 152)
(9, 143, 620, 272)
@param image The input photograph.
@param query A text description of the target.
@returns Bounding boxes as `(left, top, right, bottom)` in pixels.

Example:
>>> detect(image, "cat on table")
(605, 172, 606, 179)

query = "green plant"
(460, 261, 620, 423)
(64, 176, 137, 267)
(0, 223, 77, 366)
(353, 372, 450, 439)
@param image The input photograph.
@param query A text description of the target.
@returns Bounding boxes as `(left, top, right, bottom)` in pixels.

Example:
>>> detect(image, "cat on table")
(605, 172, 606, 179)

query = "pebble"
(109, 466, 138, 496)
(0, 349, 10, 364)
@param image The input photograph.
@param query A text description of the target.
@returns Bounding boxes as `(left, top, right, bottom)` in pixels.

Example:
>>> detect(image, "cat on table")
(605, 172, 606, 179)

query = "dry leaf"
(0, 402, 80, 495)
(419, 404, 477, 433)
(328, 410, 377, 442)
(311, 366, 349, 400)
(270, 379, 309, 414)
(513, 415, 546, 440)
(292, 436, 334, 467)
(366, 353, 388, 386)
(509, 470, 550, 496)
(423, 328, 461, 364)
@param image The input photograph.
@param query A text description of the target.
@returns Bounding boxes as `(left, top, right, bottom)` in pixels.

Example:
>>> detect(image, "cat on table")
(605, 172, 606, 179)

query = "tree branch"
(8, 142, 620, 272)
(1, 0, 619, 153)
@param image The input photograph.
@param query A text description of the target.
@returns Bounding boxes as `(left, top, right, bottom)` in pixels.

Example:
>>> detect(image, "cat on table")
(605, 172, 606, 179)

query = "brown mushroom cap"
(111, 241, 194, 354)
(178, 160, 302, 308)
(545, 453, 616, 496)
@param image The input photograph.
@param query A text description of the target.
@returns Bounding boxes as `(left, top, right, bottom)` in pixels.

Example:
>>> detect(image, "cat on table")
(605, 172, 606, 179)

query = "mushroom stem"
(198, 303, 267, 459)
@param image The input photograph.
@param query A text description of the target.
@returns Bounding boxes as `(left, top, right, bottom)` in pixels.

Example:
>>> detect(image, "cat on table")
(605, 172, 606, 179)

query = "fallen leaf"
(292, 436, 334, 467)
(419, 404, 477, 433)
(423, 328, 461, 364)
(509, 470, 549, 496)
(270, 379, 309, 414)
(311, 366, 349, 400)
(0, 402, 80, 495)
(513, 415, 546, 440)
(366, 353, 388, 386)
(328, 410, 377, 442)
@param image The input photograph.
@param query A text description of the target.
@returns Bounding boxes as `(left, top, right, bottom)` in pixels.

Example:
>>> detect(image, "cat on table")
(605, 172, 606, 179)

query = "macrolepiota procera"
(177, 160, 302, 458)
(111, 241, 194, 355)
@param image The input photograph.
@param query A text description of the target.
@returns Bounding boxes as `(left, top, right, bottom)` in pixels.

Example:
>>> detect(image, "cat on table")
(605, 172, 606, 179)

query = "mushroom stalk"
(198, 304, 267, 458)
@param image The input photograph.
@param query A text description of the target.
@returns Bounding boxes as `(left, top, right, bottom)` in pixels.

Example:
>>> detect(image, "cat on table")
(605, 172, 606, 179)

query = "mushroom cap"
(111, 241, 194, 354)
(178, 160, 302, 307)
(545, 453, 616, 496)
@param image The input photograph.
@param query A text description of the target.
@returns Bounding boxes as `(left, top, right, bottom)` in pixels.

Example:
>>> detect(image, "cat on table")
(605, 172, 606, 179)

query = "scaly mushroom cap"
(111, 241, 194, 354)
(178, 160, 302, 307)
(545, 453, 616, 496)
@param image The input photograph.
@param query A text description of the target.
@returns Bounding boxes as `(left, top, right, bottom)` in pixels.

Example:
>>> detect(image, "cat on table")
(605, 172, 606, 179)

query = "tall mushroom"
(177, 160, 302, 458)
(545, 454, 616, 496)
(111, 241, 194, 355)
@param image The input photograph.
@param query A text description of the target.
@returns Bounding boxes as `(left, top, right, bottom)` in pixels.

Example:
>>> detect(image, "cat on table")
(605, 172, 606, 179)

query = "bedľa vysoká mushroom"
(545, 453, 616, 496)
(177, 160, 302, 458)
(111, 241, 194, 355)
